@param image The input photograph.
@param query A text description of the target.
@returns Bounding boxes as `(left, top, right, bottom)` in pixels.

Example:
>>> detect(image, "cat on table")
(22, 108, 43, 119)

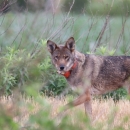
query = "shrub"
(0, 40, 46, 94)
(0, 39, 68, 96)
(102, 88, 127, 102)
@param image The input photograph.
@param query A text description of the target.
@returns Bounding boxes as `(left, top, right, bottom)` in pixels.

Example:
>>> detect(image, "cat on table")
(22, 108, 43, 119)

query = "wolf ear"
(65, 37, 75, 52)
(47, 40, 58, 54)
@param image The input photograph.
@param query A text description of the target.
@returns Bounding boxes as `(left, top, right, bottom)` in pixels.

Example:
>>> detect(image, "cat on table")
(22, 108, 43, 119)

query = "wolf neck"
(63, 61, 78, 78)
(74, 50, 86, 65)
(63, 51, 86, 79)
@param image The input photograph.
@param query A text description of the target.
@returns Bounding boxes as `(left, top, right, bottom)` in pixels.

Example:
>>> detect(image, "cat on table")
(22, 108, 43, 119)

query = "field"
(0, 12, 130, 129)
(1, 95, 130, 130)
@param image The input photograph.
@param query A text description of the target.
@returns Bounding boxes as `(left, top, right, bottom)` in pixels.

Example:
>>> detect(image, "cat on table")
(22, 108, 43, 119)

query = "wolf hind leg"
(124, 81, 130, 99)
(84, 99, 92, 119)
(124, 78, 130, 92)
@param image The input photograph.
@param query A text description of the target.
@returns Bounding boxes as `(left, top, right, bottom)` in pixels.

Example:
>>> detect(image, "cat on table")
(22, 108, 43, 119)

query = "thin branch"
(92, 15, 109, 52)
(81, 17, 95, 52)
(0, 0, 9, 13)
(114, 13, 128, 54)
(66, 0, 75, 19)
(0, 15, 16, 36)
(17, 9, 29, 49)
(91, 0, 114, 52)
(11, 25, 25, 46)
(0, 13, 5, 26)
(48, 0, 75, 39)
(0, 0, 17, 13)
(96, 15, 109, 46)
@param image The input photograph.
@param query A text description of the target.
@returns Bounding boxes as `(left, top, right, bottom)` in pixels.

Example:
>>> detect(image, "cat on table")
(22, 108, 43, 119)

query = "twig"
(0, 15, 16, 36)
(48, 0, 75, 40)
(91, 0, 114, 52)
(0, 13, 5, 26)
(0, 0, 9, 13)
(17, 20, 27, 49)
(0, 0, 17, 14)
(81, 17, 95, 52)
(66, 0, 75, 19)
(114, 13, 128, 54)
(11, 24, 25, 46)
(91, 15, 109, 52)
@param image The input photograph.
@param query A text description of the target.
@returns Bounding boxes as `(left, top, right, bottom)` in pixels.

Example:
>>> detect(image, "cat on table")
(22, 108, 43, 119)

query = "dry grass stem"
(0, 96, 130, 129)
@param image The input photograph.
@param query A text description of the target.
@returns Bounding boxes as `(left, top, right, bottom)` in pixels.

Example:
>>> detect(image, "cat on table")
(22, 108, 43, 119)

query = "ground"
(0, 96, 130, 130)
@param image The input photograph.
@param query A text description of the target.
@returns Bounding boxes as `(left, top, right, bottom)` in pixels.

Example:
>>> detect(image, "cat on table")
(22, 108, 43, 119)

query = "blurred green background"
(0, 0, 130, 129)
(1, 0, 130, 15)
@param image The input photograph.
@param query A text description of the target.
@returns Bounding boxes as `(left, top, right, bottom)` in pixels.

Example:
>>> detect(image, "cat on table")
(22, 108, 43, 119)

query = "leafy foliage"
(102, 88, 127, 102)
(95, 46, 116, 56)
(0, 39, 67, 96)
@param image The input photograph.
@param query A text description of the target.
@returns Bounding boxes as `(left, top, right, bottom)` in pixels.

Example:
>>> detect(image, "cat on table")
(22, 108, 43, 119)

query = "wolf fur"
(47, 37, 130, 117)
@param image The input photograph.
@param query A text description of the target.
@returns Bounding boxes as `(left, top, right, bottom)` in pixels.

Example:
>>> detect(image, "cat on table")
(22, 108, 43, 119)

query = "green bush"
(87, 0, 130, 16)
(102, 88, 127, 102)
(0, 40, 67, 96)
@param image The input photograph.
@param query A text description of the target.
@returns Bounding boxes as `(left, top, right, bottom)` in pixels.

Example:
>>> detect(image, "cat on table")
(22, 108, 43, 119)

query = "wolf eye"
(54, 56, 59, 60)
(64, 56, 69, 60)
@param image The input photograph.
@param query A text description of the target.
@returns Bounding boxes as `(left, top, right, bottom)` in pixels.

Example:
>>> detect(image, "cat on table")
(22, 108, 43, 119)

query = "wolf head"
(47, 37, 76, 74)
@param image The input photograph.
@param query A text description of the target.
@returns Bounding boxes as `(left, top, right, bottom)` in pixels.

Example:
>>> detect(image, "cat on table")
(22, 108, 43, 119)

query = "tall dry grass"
(0, 96, 130, 129)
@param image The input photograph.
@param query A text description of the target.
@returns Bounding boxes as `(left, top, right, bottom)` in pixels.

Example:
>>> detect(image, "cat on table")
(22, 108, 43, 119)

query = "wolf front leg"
(63, 89, 92, 113)
(56, 93, 87, 118)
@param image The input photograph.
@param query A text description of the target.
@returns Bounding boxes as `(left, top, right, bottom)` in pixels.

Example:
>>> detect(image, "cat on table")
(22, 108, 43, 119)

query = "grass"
(0, 95, 130, 130)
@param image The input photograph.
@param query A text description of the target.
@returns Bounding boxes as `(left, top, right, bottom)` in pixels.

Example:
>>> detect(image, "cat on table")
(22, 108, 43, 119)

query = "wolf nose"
(60, 66, 64, 71)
